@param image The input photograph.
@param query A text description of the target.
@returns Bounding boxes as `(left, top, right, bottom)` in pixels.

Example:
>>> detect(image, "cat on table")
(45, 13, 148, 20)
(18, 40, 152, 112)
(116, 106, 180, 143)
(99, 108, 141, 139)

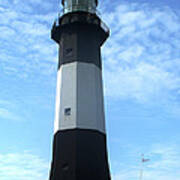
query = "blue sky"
(0, 0, 180, 179)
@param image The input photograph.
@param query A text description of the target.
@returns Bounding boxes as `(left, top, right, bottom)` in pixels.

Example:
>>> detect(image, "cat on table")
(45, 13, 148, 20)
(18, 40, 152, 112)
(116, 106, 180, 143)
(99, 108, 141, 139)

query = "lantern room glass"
(63, 0, 97, 14)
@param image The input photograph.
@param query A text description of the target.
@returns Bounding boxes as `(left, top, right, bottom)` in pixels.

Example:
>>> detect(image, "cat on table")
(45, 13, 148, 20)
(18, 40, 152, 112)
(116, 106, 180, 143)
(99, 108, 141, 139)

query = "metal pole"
(139, 154, 150, 180)
(139, 154, 144, 180)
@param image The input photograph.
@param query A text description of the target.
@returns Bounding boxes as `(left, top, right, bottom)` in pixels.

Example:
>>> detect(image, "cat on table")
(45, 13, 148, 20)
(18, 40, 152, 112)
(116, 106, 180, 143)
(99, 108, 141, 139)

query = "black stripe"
(51, 12, 109, 70)
(57, 23, 102, 69)
(49, 129, 111, 180)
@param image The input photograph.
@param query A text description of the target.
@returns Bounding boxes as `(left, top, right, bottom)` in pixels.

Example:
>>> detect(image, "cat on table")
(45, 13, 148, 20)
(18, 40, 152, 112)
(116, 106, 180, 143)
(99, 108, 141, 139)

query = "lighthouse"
(49, 0, 111, 179)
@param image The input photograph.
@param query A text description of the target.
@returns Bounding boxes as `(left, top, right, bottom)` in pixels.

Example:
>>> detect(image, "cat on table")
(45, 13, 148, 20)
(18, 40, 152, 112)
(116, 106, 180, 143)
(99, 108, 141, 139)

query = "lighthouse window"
(65, 48, 73, 56)
(64, 108, 71, 116)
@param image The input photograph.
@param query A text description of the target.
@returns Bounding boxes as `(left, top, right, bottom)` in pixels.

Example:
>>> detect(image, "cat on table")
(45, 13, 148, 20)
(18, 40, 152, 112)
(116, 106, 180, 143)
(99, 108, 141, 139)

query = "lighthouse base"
(49, 129, 111, 180)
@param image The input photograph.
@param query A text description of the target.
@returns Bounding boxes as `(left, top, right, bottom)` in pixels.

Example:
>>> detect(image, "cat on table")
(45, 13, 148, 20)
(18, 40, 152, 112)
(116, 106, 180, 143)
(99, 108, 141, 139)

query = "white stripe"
(54, 62, 106, 134)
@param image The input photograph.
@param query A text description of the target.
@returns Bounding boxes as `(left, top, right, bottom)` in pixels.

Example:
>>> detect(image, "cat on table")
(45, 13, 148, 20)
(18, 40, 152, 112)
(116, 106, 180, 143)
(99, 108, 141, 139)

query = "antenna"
(139, 154, 150, 180)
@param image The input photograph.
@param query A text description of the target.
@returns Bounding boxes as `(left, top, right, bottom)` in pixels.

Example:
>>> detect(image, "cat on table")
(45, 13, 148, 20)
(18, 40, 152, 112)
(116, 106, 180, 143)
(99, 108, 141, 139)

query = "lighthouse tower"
(49, 0, 110, 179)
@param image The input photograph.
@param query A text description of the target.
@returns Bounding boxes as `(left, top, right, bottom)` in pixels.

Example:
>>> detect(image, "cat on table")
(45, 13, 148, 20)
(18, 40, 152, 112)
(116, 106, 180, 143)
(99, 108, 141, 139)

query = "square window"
(64, 108, 71, 116)
(65, 48, 73, 57)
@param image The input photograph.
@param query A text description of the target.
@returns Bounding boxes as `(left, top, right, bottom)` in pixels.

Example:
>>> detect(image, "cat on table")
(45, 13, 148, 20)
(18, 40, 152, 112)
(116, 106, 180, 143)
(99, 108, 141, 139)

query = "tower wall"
(50, 11, 110, 180)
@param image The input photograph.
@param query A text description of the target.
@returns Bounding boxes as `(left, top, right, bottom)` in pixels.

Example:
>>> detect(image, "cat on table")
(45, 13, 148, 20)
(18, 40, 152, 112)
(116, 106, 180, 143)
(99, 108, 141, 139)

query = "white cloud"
(104, 62, 180, 103)
(0, 26, 16, 40)
(0, 108, 21, 121)
(12, 20, 49, 36)
(0, 1, 57, 78)
(100, 2, 180, 107)
(0, 100, 22, 121)
(0, 152, 49, 180)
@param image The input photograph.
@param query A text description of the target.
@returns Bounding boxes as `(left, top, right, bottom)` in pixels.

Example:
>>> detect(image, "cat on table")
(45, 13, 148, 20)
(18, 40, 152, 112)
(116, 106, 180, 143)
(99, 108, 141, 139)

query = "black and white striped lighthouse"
(49, 0, 110, 179)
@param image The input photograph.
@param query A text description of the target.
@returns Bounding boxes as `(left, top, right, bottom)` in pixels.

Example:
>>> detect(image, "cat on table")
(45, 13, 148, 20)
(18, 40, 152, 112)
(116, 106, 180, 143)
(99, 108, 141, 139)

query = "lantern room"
(62, 0, 98, 14)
